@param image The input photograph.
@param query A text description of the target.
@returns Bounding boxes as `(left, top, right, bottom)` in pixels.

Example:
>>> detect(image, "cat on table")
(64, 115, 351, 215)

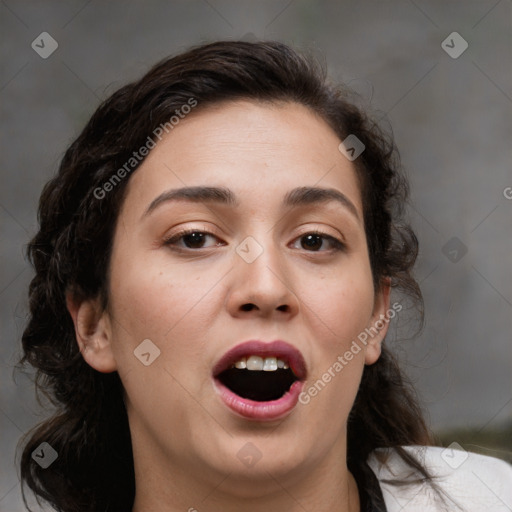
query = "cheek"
(110, 251, 208, 332)
(298, 261, 375, 348)
(107, 250, 226, 375)
(107, 256, 218, 438)
(295, 259, 375, 424)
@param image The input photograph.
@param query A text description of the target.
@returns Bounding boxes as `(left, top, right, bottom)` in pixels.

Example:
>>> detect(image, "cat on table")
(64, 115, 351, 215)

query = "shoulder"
(367, 445, 512, 511)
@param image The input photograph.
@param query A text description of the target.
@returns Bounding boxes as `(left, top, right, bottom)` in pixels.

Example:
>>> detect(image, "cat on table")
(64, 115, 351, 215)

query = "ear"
(364, 277, 391, 366)
(65, 291, 117, 373)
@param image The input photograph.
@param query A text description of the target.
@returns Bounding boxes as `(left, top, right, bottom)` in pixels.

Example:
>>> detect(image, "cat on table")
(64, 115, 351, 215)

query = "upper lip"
(212, 340, 307, 380)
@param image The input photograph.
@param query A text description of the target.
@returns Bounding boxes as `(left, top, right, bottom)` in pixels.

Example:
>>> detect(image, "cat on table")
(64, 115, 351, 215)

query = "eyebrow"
(142, 185, 360, 220)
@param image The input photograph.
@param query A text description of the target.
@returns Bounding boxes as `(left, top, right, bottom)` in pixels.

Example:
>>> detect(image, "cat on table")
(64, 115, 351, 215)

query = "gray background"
(1, 1, 511, 510)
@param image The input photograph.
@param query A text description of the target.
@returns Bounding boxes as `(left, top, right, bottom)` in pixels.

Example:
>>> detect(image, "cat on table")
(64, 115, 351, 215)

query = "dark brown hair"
(18, 40, 434, 512)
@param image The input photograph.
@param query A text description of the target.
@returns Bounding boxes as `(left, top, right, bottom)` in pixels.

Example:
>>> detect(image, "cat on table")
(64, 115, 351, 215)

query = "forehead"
(120, 99, 363, 220)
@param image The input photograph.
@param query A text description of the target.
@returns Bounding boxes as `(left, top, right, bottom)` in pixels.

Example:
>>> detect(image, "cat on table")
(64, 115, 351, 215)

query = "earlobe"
(65, 292, 117, 373)
(364, 278, 391, 366)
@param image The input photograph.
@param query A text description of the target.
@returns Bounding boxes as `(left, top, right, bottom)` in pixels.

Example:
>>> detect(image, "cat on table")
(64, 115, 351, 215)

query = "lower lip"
(213, 378, 304, 421)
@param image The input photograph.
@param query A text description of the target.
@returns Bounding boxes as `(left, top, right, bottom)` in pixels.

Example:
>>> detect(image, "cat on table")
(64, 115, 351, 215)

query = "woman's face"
(88, 100, 390, 495)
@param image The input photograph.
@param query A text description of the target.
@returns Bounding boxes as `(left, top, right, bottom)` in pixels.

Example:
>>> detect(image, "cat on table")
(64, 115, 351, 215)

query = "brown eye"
(164, 229, 223, 250)
(293, 232, 345, 252)
(181, 232, 208, 249)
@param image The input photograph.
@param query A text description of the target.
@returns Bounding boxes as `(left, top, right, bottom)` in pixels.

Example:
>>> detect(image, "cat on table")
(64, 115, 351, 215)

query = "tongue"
(218, 368, 296, 401)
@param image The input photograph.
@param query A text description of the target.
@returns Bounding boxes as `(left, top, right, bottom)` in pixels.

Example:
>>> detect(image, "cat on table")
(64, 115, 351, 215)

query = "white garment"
(367, 445, 512, 511)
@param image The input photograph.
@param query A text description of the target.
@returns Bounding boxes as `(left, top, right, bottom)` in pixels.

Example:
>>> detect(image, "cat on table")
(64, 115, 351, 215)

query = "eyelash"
(163, 228, 346, 253)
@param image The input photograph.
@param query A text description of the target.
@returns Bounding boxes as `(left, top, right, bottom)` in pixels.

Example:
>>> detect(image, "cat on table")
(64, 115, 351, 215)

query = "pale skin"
(66, 100, 390, 512)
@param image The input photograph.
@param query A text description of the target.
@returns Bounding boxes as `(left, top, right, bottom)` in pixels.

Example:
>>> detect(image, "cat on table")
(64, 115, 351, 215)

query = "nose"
(225, 237, 300, 321)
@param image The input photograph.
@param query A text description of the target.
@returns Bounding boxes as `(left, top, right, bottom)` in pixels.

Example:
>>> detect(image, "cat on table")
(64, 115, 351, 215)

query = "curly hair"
(18, 40, 433, 512)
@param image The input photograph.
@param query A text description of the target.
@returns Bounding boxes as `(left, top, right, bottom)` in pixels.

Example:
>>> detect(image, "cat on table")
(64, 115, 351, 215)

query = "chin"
(194, 430, 315, 490)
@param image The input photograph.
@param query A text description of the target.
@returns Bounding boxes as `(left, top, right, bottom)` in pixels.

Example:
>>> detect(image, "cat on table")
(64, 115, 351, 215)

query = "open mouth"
(212, 340, 307, 421)
(216, 356, 298, 402)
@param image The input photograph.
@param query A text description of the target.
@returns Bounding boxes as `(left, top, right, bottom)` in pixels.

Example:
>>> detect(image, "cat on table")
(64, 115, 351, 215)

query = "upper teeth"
(233, 356, 289, 371)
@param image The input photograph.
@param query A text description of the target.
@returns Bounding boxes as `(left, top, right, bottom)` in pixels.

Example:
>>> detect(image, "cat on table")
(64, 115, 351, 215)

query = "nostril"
(240, 304, 290, 312)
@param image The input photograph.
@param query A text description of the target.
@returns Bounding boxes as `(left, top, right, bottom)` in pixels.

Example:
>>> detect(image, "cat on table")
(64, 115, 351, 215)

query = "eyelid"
(293, 224, 345, 243)
(162, 225, 221, 246)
